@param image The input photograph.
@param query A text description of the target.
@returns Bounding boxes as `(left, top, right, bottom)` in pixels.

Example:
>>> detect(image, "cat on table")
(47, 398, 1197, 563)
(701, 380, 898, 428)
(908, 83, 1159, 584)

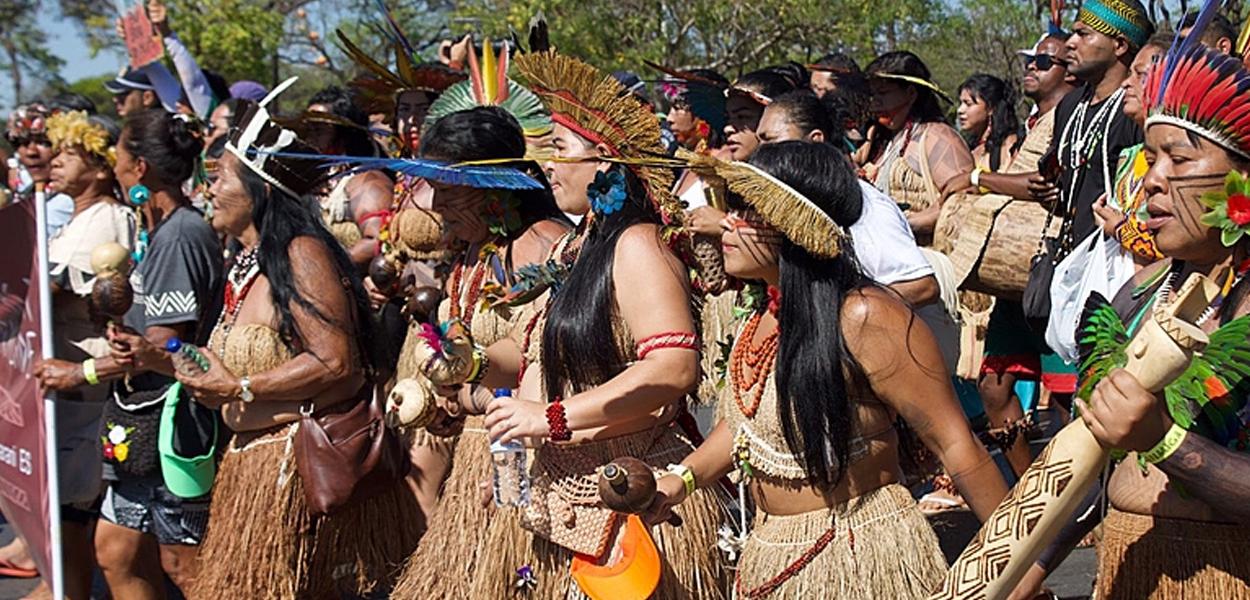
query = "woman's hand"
(484, 395, 550, 445)
(1092, 194, 1123, 237)
(34, 359, 85, 391)
(174, 347, 240, 410)
(107, 325, 164, 373)
(685, 206, 727, 237)
(1081, 369, 1172, 453)
(642, 473, 688, 526)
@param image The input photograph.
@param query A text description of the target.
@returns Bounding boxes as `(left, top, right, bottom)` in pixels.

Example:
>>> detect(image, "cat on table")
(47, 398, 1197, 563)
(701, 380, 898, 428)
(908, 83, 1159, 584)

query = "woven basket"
(691, 234, 730, 295)
(935, 193, 1059, 300)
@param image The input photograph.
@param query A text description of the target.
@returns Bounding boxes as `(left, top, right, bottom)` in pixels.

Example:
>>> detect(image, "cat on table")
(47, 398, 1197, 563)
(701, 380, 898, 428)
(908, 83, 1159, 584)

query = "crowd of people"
(3, 0, 1250, 597)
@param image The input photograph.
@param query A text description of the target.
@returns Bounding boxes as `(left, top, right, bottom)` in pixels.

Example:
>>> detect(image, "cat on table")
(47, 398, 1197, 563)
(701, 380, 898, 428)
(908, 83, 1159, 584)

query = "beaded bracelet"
(546, 396, 572, 442)
(1140, 423, 1188, 465)
(82, 359, 99, 386)
(635, 331, 699, 360)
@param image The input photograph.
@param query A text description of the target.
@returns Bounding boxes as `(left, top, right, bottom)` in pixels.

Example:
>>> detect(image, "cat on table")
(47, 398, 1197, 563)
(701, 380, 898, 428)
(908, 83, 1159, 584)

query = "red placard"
(120, 2, 164, 68)
(0, 198, 57, 587)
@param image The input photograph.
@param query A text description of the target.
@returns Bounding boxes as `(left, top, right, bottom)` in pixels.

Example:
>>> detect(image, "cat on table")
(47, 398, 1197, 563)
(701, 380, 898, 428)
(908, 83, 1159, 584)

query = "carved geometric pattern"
(928, 441, 1075, 600)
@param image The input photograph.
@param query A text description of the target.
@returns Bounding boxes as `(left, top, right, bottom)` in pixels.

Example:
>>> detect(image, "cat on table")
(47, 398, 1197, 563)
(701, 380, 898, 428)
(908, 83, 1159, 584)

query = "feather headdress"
(1144, 44, 1250, 159)
(513, 50, 679, 222)
(424, 39, 552, 139)
(337, 29, 466, 115)
(46, 111, 116, 166)
(258, 152, 545, 191)
(645, 61, 728, 132)
(688, 155, 845, 258)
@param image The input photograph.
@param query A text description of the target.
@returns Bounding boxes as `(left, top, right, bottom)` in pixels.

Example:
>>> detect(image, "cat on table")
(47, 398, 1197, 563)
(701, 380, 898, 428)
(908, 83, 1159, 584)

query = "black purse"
(100, 382, 168, 479)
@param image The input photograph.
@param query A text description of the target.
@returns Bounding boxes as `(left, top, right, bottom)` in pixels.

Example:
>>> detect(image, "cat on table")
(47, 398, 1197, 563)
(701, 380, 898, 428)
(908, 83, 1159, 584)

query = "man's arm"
(887, 274, 939, 307)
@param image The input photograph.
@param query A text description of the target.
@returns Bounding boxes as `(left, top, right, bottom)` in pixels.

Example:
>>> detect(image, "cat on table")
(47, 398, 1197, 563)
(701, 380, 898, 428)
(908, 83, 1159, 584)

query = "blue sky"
(0, 11, 124, 112)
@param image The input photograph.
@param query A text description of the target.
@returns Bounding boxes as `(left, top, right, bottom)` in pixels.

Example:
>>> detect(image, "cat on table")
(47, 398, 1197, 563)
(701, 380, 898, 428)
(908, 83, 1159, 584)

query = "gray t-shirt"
(124, 206, 222, 336)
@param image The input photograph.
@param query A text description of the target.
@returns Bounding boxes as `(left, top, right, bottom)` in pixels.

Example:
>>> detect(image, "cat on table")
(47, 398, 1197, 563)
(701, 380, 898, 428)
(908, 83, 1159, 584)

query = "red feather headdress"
(1145, 44, 1250, 159)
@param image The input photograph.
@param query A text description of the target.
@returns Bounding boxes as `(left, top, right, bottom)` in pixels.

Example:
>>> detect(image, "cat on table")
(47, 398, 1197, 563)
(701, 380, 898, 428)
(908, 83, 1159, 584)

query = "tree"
(1, 1, 66, 105)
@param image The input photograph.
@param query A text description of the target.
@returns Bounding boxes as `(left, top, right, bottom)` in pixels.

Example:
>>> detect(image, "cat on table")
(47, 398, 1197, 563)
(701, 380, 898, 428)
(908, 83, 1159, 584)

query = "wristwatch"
(239, 376, 254, 403)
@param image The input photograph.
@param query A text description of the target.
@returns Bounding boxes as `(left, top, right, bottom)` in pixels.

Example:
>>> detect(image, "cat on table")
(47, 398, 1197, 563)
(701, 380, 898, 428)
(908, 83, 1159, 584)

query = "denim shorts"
(99, 478, 210, 546)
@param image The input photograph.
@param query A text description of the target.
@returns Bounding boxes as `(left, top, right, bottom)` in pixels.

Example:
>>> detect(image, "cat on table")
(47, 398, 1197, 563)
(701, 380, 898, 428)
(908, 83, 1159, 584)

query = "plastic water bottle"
(165, 338, 210, 375)
(491, 388, 530, 507)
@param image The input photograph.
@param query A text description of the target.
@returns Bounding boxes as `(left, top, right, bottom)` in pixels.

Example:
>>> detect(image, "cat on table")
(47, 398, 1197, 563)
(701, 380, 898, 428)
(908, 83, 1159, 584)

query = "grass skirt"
(391, 417, 494, 599)
(469, 426, 729, 599)
(735, 483, 945, 599)
(1095, 508, 1250, 599)
(187, 424, 422, 599)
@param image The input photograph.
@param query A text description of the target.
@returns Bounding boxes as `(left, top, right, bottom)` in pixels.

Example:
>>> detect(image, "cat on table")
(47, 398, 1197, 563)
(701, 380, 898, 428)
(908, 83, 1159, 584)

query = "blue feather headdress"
(259, 151, 545, 190)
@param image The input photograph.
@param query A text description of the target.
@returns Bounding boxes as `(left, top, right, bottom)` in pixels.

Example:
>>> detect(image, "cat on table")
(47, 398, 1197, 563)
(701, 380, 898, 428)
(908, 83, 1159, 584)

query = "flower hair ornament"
(588, 169, 627, 216)
(1200, 171, 1250, 247)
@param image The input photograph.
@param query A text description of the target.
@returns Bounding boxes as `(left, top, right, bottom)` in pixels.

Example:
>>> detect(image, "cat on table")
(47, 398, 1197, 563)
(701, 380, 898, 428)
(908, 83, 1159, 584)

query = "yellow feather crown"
(45, 111, 116, 167)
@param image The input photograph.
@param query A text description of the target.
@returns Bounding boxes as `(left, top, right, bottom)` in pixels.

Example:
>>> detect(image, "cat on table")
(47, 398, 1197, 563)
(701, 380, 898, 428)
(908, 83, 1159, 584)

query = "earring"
(128, 184, 151, 206)
(587, 170, 627, 216)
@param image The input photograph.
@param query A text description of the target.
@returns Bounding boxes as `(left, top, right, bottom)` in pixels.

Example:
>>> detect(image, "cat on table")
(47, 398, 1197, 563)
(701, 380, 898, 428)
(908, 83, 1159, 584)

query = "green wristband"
(1140, 423, 1188, 465)
(82, 359, 100, 386)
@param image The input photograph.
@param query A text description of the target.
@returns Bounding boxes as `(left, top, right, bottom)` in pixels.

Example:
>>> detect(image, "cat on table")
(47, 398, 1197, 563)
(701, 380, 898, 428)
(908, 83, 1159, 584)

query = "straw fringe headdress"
(688, 155, 845, 258)
(513, 50, 680, 222)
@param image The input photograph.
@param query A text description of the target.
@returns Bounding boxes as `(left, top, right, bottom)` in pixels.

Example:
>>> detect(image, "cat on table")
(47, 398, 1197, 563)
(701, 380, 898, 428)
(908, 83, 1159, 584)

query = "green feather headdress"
(424, 39, 552, 139)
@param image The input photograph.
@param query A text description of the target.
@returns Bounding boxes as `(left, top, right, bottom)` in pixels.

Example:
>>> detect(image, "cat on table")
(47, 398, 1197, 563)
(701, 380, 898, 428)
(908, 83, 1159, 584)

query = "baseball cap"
(104, 67, 156, 95)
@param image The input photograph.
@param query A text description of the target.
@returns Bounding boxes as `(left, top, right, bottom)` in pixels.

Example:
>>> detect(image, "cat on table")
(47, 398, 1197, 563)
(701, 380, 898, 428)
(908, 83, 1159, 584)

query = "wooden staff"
(930, 273, 1217, 600)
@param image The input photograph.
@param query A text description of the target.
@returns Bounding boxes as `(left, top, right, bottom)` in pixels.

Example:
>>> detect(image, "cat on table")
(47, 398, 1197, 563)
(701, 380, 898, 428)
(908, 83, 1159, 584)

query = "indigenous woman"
(86, 109, 221, 599)
(1091, 33, 1172, 266)
(471, 50, 727, 599)
(646, 141, 1009, 599)
(32, 110, 132, 600)
(861, 51, 975, 243)
(391, 99, 571, 597)
(1023, 43, 1250, 599)
(956, 74, 1022, 174)
(175, 89, 420, 599)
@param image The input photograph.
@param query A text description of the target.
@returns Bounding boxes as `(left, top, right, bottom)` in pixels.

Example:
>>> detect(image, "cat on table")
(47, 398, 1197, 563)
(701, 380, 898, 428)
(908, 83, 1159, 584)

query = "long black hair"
(748, 141, 872, 488)
(235, 161, 381, 370)
(768, 90, 842, 147)
(122, 109, 203, 188)
(308, 85, 376, 157)
(540, 160, 663, 397)
(865, 51, 945, 124)
(958, 74, 1023, 172)
(419, 105, 571, 240)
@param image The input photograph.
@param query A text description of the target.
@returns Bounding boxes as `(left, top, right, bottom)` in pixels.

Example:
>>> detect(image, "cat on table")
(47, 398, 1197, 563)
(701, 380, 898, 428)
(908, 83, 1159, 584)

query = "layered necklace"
(212, 245, 261, 356)
(730, 306, 781, 418)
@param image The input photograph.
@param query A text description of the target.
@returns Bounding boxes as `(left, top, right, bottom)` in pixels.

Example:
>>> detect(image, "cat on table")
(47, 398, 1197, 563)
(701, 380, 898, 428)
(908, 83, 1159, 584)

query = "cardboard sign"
(0, 195, 60, 592)
(118, 1, 164, 68)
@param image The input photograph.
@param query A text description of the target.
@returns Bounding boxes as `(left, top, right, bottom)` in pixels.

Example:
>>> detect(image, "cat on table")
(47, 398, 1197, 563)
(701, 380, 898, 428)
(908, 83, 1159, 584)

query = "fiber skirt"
(736, 483, 946, 599)
(391, 417, 493, 599)
(188, 424, 422, 599)
(1096, 508, 1250, 599)
(470, 425, 729, 599)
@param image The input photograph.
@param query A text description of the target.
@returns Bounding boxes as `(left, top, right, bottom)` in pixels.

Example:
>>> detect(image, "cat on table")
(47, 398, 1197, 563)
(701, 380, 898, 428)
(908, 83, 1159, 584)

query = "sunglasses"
(6, 135, 51, 148)
(1022, 54, 1067, 71)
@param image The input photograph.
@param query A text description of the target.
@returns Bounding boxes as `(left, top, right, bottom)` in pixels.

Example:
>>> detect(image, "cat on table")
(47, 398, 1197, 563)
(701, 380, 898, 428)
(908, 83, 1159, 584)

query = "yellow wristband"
(1140, 423, 1188, 465)
(82, 359, 99, 386)
(666, 463, 696, 496)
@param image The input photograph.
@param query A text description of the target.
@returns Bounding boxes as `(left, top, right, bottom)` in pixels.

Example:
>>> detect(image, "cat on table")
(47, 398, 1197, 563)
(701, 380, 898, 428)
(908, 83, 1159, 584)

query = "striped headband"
(1077, 0, 1152, 49)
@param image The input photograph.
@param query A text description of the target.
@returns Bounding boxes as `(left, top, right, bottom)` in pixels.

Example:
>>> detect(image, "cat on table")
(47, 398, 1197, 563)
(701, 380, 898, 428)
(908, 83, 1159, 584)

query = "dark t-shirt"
(1049, 85, 1144, 240)
(124, 206, 222, 339)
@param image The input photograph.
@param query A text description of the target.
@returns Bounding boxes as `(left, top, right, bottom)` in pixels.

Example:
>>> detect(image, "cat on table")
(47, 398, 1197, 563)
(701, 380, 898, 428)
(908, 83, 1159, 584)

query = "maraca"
(599, 457, 683, 525)
(402, 286, 442, 324)
(89, 243, 134, 325)
(385, 376, 438, 429)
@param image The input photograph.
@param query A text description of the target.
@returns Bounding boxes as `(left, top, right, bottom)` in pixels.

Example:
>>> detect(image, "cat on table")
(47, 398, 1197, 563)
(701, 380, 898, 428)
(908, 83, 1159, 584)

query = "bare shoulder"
(287, 235, 337, 268)
(840, 286, 913, 337)
(613, 223, 685, 279)
(513, 219, 570, 267)
(347, 171, 394, 213)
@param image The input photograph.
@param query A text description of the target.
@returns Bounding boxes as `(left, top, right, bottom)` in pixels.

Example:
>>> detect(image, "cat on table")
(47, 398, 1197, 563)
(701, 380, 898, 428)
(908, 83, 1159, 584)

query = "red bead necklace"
(730, 310, 780, 419)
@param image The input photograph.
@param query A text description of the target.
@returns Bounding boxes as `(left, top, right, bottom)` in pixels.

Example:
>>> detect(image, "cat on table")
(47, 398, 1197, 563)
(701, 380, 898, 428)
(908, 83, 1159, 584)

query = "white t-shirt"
(850, 180, 933, 285)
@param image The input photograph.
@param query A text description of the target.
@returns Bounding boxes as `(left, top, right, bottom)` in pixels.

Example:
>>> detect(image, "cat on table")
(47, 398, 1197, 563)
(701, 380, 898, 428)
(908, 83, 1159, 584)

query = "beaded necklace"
(729, 310, 781, 418)
(212, 246, 261, 356)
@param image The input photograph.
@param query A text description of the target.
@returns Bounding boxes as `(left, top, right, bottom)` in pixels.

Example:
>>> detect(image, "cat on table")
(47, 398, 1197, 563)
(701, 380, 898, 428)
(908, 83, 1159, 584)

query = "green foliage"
(165, 0, 285, 82)
(40, 73, 121, 119)
(2, 1, 67, 104)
